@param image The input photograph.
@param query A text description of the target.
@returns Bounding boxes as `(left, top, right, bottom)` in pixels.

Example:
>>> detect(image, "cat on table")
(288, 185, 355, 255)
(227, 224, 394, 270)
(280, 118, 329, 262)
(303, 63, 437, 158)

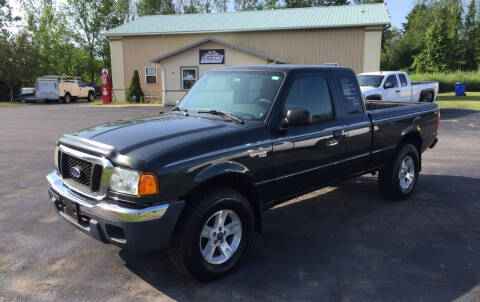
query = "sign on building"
(199, 49, 225, 64)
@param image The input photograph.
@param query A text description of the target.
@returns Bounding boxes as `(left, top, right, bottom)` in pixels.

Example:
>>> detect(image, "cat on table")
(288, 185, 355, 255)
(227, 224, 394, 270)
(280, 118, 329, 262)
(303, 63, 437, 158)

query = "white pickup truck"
(357, 71, 439, 102)
(36, 75, 96, 103)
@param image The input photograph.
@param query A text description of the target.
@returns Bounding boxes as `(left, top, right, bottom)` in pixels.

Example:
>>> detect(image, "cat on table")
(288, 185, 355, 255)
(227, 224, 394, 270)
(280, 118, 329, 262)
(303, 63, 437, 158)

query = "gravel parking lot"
(1, 103, 480, 301)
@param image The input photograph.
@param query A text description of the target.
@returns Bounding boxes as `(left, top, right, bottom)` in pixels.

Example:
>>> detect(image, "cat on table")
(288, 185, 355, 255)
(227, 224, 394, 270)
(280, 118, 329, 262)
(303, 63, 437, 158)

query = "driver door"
(384, 75, 400, 101)
(269, 73, 347, 202)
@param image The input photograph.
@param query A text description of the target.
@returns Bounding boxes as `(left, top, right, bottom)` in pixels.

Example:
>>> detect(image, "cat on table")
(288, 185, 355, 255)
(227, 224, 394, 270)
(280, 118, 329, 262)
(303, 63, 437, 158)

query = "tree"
(0, 33, 39, 101)
(67, 0, 120, 83)
(137, 0, 176, 16)
(464, 0, 480, 70)
(126, 70, 144, 103)
(411, 0, 464, 72)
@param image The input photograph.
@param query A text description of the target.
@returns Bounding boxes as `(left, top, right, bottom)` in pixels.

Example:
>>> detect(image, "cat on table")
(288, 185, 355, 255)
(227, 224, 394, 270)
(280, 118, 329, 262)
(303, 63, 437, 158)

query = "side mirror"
(282, 108, 312, 128)
(384, 82, 394, 89)
(176, 99, 180, 106)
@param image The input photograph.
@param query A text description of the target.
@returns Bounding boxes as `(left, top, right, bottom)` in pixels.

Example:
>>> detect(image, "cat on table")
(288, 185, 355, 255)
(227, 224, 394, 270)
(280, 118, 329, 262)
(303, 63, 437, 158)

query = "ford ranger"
(357, 71, 439, 102)
(46, 66, 439, 281)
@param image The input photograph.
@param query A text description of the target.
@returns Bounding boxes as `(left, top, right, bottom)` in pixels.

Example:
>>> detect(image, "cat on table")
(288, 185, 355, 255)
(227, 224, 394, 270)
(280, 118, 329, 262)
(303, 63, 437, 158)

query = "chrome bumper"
(46, 171, 168, 223)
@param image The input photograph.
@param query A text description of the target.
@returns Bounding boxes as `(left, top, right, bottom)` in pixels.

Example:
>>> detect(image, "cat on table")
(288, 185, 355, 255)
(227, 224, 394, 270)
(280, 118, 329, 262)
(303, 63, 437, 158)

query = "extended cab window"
(398, 74, 408, 87)
(337, 76, 363, 115)
(284, 76, 334, 123)
(385, 75, 399, 88)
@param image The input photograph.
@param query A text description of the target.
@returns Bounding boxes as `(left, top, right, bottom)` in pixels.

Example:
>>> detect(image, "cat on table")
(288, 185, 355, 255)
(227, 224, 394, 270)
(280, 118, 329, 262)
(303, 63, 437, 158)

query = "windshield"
(357, 75, 384, 88)
(179, 71, 284, 121)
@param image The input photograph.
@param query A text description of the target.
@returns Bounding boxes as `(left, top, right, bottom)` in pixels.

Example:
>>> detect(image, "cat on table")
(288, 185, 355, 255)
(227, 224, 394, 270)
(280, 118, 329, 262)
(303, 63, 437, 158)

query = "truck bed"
(411, 81, 437, 85)
(365, 100, 438, 120)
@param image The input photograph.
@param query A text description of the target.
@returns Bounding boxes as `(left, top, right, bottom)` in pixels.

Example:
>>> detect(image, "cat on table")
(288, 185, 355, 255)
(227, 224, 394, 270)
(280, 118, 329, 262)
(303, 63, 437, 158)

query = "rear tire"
(420, 92, 433, 102)
(88, 92, 95, 102)
(64, 93, 71, 103)
(378, 144, 420, 201)
(168, 186, 255, 282)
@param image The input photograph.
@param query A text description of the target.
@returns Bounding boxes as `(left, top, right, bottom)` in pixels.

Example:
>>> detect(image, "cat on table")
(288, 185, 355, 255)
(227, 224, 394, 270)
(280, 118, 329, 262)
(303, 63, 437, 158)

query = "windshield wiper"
(172, 106, 189, 116)
(197, 110, 244, 124)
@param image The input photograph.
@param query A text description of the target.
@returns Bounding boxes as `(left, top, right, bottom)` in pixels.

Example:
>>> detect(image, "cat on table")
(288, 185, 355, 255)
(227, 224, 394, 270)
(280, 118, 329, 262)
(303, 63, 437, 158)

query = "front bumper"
(46, 171, 184, 251)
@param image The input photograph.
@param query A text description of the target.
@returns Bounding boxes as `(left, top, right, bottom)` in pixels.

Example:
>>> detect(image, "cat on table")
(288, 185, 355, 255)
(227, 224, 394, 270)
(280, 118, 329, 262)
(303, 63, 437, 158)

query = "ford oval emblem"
(69, 166, 82, 178)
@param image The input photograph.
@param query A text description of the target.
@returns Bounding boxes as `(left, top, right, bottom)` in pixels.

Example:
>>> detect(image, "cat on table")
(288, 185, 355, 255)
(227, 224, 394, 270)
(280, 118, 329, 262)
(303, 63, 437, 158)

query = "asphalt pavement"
(0, 103, 479, 301)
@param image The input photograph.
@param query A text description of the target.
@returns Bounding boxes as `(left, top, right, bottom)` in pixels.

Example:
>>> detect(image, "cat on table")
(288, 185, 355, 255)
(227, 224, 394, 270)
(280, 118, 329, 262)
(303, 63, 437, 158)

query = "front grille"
(64, 154, 92, 187)
(60, 151, 103, 193)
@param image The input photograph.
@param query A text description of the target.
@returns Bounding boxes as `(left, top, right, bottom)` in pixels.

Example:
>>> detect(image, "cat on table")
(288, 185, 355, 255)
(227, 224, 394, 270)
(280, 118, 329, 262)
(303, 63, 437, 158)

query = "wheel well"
(185, 173, 262, 233)
(420, 90, 434, 101)
(399, 132, 422, 170)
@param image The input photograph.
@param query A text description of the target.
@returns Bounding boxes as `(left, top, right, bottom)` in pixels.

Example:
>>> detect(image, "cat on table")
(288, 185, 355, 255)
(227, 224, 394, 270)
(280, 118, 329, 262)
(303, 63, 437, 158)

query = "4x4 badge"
(249, 150, 267, 158)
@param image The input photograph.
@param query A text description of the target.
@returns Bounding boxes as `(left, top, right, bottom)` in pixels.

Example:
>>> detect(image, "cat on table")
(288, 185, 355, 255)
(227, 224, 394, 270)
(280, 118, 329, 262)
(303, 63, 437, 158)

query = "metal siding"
(121, 28, 366, 97)
(105, 4, 389, 36)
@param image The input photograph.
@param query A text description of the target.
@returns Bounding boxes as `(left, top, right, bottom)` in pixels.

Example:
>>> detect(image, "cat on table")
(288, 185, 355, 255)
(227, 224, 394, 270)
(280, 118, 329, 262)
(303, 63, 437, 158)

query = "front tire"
(88, 92, 95, 102)
(168, 187, 255, 282)
(378, 144, 420, 201)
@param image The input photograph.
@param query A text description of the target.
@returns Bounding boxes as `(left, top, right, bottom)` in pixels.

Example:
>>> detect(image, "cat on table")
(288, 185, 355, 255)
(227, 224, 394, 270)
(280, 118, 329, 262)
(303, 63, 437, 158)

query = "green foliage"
(137, 0, 176, 16)
(126, 70, 144, 103)
(410, 71, 480, 93)
(464, 0, 480, 70)
(382, 0, 479, 73)
(0, 32, 39, 101)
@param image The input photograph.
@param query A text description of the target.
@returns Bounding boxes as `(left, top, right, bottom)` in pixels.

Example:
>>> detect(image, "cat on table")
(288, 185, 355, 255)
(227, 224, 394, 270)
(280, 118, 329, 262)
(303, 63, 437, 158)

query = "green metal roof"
(104, 4, 390, 36)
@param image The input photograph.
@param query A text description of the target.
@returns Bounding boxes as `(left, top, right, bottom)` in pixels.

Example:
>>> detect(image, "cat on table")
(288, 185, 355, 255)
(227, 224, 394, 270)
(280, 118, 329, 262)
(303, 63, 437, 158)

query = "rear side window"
(385, 75, 399, 88)
(398, 74, 408, 87)
(337, 76, 364, 115)
(284, 76, 334, 123)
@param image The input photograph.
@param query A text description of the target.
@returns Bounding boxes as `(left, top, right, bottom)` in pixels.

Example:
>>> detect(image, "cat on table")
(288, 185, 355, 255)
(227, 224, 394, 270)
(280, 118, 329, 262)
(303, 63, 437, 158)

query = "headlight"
(109, 167, 158, 196)
(54, 146, 59, 170)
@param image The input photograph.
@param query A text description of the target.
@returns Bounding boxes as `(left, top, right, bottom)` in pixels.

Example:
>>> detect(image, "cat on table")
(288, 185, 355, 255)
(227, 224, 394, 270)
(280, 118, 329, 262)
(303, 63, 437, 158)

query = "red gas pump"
(101, 69, 112, 104)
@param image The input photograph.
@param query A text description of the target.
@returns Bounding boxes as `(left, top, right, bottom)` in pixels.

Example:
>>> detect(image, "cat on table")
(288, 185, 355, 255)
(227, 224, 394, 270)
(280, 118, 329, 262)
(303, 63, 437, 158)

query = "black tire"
(168, 186, 255, 282)
(88, 92, 95, 102)
(378, 144, 420, 201)
(64, 93, 71, 103)
(420, 92, 433, 102)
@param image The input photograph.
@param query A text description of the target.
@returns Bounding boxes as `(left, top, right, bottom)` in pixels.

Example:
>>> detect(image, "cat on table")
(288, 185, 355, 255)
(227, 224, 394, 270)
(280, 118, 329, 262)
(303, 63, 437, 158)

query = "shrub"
(409, 71, 480, 93)
(126, 70, 144, 103)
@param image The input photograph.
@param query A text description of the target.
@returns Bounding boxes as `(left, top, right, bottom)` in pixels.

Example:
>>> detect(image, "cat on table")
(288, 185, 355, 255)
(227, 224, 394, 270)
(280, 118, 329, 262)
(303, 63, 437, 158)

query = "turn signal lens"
(138, 173, 158, 196)
(54, 146, 59, 170)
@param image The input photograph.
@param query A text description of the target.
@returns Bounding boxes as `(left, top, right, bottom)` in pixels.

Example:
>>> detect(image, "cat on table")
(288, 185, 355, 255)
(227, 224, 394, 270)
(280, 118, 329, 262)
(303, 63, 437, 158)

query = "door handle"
(326, 139, 339, 147)
(395, 90, 400, 93)
(333, 130, 347, 140)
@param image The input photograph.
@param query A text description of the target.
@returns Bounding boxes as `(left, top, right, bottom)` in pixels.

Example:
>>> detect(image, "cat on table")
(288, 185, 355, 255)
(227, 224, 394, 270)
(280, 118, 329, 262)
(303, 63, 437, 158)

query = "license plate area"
(60, 197, 79, 221)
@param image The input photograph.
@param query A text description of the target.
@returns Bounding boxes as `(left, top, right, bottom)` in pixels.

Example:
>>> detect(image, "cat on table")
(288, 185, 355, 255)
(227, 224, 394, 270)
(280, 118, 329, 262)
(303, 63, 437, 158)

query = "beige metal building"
(105, 4, 390, 105)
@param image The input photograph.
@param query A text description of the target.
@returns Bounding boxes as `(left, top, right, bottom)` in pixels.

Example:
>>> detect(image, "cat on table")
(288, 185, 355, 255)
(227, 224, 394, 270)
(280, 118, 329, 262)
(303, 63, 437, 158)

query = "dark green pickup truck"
(47, 66, 439, 281)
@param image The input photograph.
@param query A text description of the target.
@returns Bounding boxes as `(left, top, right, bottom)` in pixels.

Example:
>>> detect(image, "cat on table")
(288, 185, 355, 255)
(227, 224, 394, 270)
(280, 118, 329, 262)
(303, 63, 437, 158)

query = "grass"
(87, 100, 163, 106)
(410, 71, 480, 93)
(436, 92, 480, 111)
(0, 101, 23, 106)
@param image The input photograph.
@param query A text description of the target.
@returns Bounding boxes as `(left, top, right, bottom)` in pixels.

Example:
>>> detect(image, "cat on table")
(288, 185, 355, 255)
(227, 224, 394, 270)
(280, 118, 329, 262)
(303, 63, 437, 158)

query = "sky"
(9, 0, 413, 29)
(385, 0, 416, 29)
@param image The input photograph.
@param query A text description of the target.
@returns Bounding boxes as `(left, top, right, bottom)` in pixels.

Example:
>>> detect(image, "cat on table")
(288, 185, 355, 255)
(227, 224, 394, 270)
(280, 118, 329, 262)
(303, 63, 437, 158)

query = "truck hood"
(73, 114, 238, 154)
(360, 86, 380, 94)
(58, 113, 253, 171)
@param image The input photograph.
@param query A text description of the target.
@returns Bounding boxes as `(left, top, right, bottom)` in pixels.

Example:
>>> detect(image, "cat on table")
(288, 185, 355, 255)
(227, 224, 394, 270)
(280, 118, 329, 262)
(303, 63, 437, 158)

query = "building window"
(181, 67, 198, 90)
(145, 66, 157, 84)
